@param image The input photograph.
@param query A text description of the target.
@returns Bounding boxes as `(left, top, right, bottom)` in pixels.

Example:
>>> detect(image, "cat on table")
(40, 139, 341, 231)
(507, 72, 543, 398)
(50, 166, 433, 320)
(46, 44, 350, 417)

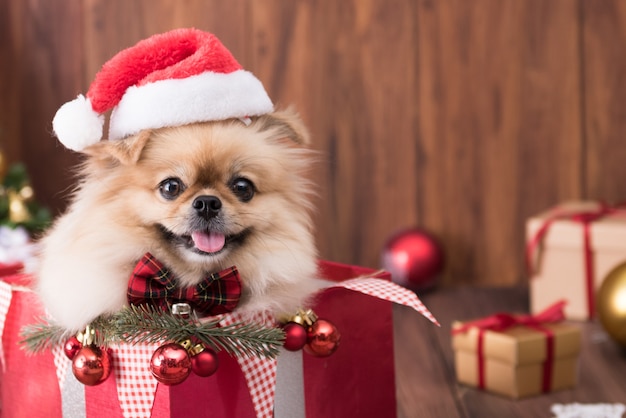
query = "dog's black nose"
(193, 195, 222, 220)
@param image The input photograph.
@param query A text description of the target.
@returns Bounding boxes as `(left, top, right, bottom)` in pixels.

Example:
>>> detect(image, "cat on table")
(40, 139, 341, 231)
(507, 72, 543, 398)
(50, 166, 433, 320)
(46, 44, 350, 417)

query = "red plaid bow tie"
(127, 252, 241, 316)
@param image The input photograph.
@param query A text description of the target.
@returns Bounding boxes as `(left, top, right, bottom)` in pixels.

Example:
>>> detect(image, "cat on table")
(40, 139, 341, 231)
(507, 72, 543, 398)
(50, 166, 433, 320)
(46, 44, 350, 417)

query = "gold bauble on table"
(597, 262, 626, 347)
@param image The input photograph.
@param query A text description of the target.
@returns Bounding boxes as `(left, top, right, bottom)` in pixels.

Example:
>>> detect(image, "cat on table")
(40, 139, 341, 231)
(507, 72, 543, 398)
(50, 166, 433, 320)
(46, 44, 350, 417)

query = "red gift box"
(0, 262, 23, 277)
(0, 261, 437, 418)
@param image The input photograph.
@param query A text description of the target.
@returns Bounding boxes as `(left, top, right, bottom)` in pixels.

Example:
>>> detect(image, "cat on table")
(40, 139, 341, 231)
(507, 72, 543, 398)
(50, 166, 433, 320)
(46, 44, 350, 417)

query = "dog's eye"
(159, 178, 185, 200)
(231, 178, 255, 202)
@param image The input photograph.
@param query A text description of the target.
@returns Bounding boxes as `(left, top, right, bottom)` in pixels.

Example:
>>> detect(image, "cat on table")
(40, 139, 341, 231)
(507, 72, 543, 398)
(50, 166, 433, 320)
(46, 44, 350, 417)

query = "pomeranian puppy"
(37, 110, 321, 331)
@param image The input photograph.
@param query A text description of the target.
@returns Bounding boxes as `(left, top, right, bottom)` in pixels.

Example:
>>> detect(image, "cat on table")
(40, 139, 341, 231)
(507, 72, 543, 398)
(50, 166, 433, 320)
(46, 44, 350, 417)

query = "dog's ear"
(82, 130, 152, 166)
(259, 108, 311, 146)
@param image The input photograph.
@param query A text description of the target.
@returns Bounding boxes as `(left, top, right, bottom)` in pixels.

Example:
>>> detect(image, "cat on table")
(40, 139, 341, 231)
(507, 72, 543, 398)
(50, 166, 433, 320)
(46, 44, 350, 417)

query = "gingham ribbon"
(0, 280, 12, 371)
(52, 344, 72, 390)
(220, 311, 278, 418)
(112, 343, 161, 418)
(333, 277, 440, 326)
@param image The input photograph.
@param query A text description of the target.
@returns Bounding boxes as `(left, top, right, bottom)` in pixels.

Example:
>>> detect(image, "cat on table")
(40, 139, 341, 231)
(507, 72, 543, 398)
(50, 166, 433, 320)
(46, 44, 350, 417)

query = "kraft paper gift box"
(0, 260, 437, 418)
(451, 303, 581, 399)
(526, 201, 626, 320)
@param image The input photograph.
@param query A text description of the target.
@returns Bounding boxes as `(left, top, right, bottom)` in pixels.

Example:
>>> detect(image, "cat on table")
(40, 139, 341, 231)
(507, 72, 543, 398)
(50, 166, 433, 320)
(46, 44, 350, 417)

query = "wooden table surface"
(394, 286, 626, 418)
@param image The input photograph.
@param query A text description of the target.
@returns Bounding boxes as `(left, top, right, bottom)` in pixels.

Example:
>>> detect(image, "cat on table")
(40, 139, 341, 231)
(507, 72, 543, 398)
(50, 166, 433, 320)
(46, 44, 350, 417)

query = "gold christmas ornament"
(19, 185, 34, 200)
(179, 338, 193, 351)
(190, 343, 205, 356)
(8, 189, 31, 223)
(597, 262, 626, 347)
(77, 324, 96, 346)
(283, 308, 318, 327)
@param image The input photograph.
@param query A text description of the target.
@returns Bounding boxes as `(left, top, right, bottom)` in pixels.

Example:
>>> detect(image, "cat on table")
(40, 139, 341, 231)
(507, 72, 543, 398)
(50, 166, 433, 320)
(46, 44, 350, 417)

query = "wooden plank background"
(2, 0, 626, 287)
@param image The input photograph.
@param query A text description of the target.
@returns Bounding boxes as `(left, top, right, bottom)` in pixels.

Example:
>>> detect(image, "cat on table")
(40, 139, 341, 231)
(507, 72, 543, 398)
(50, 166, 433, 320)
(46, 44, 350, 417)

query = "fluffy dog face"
(38, 110, 321, 330)
(111, 118, 310, 273)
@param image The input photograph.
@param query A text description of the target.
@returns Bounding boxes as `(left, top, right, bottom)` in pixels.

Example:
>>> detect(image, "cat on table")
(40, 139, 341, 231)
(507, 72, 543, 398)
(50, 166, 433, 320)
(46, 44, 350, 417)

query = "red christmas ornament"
(282, 322, 308, 351)
(382, 227, 444, 290)
(64, 336, 83, 360)
(304, 319, 341, 357)
(150, 343, 192, 385)
(191, 347, 219, 377)
(72, 346, 111, 386)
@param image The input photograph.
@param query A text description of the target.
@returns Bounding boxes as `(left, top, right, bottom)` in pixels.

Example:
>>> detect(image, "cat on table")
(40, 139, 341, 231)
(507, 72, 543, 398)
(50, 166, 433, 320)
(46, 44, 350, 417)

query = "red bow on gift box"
(127, 252, 241, 316)
(452, 300, 567, 393)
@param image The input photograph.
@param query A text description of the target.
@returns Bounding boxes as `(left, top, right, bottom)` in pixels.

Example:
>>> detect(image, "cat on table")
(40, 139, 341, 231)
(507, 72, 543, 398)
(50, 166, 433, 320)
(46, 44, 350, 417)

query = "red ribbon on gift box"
(452, 300, 566, 393)
(526, 202, 626, 319)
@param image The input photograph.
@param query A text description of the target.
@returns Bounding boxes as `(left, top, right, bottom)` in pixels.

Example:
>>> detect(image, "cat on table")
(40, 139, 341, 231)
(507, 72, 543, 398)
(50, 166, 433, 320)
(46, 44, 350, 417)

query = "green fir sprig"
(19, 320, 71, 353)
(20, 305, 285, 360)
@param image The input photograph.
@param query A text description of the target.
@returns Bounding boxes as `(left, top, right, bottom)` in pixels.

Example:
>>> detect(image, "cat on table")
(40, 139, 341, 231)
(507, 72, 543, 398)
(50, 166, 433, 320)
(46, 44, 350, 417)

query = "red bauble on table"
(72, 345, 111, 386)
(304, 319, 341, 357)
(381, 227, 444, 290)
(282, 322, 308, 351)
(150, 342, 192, 385)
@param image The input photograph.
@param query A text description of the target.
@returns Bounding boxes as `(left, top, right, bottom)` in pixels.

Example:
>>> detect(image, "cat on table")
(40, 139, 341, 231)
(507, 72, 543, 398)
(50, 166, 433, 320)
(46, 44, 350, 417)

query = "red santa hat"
(53, 28, 273, 151)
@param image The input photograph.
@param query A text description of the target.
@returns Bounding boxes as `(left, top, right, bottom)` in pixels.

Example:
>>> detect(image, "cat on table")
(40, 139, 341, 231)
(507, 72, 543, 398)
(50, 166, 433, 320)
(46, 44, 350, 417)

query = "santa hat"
(53, 28, 274, 151)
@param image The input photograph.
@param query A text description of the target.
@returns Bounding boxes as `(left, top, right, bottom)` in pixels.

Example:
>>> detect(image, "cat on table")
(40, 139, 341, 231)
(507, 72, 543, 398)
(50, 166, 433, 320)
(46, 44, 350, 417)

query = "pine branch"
(196, 321, 285, 358)
(19, 305, 286, 360)
(111, 305, 285, 359)
(109, 304, 200, 344)
(20, 319, 70, 353)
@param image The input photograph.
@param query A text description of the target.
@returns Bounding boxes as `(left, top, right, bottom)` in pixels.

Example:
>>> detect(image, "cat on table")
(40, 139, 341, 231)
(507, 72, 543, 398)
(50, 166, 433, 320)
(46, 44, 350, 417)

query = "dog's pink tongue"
(191, 231, 226, 253)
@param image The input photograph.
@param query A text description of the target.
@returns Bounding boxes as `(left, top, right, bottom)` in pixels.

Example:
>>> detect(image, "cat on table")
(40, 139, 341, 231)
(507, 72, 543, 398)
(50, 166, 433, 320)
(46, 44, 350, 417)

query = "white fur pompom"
(52, 94, 104, 152)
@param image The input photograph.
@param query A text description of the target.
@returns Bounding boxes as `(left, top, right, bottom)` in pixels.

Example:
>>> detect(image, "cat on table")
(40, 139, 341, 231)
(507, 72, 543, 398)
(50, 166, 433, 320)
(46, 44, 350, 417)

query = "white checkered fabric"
(334, 277, 440, 326)
(236, 351, 277, 418)
(112, 343, 160, 418)
(52, 343, 72, 390)
(0, 280, 12, 371)
(221, 312, 278, 418)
